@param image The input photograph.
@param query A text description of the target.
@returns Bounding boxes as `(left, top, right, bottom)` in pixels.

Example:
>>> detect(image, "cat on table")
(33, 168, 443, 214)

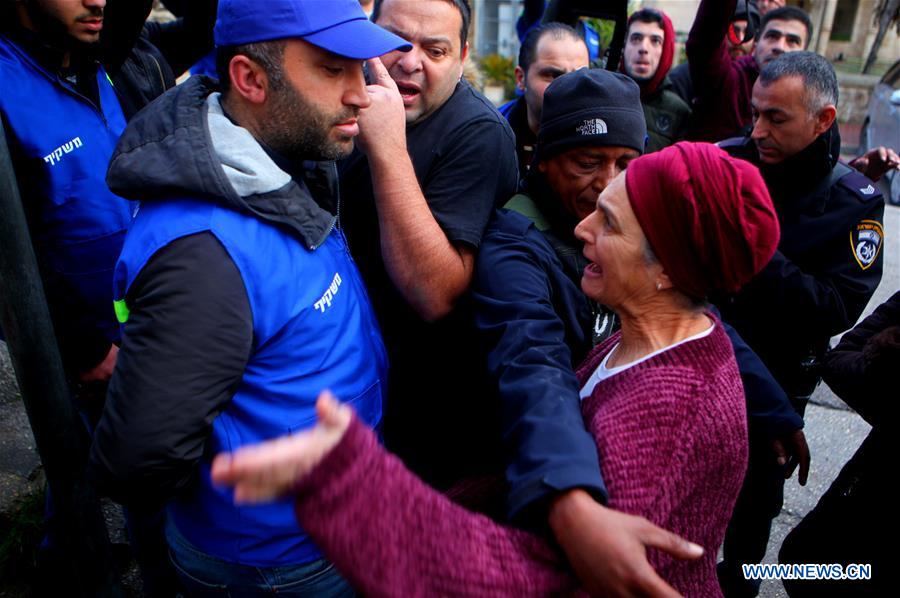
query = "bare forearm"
(368, 151, 473, 321)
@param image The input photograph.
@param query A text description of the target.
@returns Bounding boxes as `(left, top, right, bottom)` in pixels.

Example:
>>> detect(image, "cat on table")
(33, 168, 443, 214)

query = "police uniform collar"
(759, 124, 840, 213)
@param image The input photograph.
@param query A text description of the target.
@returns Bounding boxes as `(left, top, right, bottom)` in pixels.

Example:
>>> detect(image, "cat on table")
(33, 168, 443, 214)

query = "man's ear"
(228, 55, 269, 105)
(814, 104, 837, 136)
(515, 65, 526, 92)
(459, 41, 469, 78)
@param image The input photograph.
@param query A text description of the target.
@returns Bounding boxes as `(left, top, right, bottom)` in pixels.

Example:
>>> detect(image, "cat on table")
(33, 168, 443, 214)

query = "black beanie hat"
(534, 68, 647, 162)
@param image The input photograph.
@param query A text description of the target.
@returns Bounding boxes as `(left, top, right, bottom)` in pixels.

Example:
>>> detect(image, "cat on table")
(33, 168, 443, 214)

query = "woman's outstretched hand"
(211, 391, 352, 504)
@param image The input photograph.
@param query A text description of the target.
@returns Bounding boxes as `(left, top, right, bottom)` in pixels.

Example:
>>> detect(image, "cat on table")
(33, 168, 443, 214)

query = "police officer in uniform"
(715, 52, 885, 597)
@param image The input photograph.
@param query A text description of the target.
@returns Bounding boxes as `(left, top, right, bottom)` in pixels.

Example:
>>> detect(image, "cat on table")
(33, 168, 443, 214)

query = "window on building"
(830, 0, 859, 42)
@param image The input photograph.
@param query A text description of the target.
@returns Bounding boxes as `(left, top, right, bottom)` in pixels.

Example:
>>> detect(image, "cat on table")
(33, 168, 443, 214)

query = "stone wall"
(837, 72, 881, 124)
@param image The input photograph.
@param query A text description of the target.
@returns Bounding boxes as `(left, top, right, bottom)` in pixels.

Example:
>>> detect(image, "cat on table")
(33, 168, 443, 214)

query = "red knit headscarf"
(624, 142, 780, 299)
(620, 9, 675, 99)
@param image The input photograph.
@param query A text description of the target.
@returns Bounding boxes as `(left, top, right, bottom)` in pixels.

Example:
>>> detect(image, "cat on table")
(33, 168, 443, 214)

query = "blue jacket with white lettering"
(0, 34, 134, 370)
(89, 77, 388, 567)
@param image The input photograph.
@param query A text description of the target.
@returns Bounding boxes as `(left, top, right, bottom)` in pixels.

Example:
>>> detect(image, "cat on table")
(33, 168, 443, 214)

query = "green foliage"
(478, 53, 517, 99)
(586, 17, 616, 53)
(584, 1, 638, 66)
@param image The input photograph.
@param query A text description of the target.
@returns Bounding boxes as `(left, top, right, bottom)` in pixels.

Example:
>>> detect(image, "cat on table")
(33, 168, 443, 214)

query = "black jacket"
(719, 126, 885, 397)
(822, 291, 899, 425)
(778, 292, 897, 596)
(107, 0, 217, 119)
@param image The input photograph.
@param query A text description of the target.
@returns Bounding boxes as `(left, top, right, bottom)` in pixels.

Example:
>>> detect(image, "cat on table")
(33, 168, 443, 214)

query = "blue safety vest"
(114, 197, 388, 566)
(0, 35, 133, 343)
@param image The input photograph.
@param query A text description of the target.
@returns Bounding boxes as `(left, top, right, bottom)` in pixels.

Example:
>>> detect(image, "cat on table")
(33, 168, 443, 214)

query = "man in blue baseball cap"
(89, 1, 409, 594)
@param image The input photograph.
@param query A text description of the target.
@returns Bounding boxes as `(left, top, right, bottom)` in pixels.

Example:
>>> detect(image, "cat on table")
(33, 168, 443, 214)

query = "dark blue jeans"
(166, 520, 355, 597)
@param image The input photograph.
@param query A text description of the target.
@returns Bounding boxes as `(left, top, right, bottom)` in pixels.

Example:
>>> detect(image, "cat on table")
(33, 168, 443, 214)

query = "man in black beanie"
(472, 67, 805, 596)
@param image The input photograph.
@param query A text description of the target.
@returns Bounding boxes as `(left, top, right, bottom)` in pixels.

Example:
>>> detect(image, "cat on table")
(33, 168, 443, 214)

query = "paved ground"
(758, 202, 897, 597)
(1, 206, 896, 595)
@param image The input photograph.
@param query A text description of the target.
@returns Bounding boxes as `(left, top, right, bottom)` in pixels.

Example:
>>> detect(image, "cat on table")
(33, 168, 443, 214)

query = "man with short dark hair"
(717, 51, 885, 597)
(339, 0, 518, 486)
(499, 22, 589, 175)
(687, 0, 812, 142)
(621, 7, 691, 152)
(89, 1, 410, 593)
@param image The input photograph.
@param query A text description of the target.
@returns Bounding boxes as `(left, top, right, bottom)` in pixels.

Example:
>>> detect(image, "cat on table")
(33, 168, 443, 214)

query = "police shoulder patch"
(850, 219, 884, 270)
(655, 114, 672, 133)
(837, 170, 883, 202)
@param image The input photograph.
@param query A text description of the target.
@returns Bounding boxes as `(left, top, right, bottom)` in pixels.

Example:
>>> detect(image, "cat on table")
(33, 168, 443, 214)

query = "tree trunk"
(863, 0, 900, 74)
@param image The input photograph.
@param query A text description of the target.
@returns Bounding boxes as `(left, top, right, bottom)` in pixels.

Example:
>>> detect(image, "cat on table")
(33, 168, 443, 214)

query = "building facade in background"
(472, 1, 898, 71)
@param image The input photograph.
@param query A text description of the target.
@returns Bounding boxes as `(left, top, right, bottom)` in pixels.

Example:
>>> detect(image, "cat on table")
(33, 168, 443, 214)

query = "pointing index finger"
(366, 57, 398, 91)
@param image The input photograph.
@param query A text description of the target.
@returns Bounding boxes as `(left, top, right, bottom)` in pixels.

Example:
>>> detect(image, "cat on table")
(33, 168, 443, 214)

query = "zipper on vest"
(309, 162, 340, 250)
(58, 61, 111, 127)
(333, 161, 343, 232)
(149, 54, 166, 94)
(56, 68, 110, 127)
(6, 40, 110, 127)
(311, 215, 338, 251)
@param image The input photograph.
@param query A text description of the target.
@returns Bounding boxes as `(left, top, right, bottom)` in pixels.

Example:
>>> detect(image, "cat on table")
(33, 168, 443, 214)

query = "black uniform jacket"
(718, 126, 885, 397)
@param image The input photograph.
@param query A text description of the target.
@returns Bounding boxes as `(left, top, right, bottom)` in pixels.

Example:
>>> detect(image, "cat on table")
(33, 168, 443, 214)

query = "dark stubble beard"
(23, 2, 102, 61)
(259, 78, 358, 163)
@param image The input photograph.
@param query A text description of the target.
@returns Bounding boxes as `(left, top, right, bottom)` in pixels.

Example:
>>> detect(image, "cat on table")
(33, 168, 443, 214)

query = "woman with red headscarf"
(211, 143, 780, 597)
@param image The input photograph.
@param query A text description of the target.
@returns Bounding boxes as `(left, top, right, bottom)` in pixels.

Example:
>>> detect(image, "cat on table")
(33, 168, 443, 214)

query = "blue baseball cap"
(214, 0, 412, 59)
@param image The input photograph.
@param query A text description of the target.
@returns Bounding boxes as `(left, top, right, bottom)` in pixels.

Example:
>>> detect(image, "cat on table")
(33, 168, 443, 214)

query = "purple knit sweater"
(294, 321, 748, 597)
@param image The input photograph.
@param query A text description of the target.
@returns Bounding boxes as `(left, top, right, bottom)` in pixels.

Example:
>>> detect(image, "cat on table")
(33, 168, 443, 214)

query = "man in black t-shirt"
(339, 0, 518, 487)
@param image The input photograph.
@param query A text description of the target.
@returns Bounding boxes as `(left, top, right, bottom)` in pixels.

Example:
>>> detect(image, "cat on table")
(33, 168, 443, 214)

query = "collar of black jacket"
(758, 122, 841, 209)
(523, 167, 582, 246)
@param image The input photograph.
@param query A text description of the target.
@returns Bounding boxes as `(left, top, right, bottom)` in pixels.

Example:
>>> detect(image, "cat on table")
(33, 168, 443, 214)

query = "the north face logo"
(576, 118, 608, 136)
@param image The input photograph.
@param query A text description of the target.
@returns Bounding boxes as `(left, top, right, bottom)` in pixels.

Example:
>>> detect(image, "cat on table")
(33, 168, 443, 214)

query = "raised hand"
(849, 146, 900, 182)
(356, 57, 407, 157)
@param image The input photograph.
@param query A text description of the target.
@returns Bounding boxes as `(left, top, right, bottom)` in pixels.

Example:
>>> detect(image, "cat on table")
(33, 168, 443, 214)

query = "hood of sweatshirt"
(107, 76, 337, 249)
